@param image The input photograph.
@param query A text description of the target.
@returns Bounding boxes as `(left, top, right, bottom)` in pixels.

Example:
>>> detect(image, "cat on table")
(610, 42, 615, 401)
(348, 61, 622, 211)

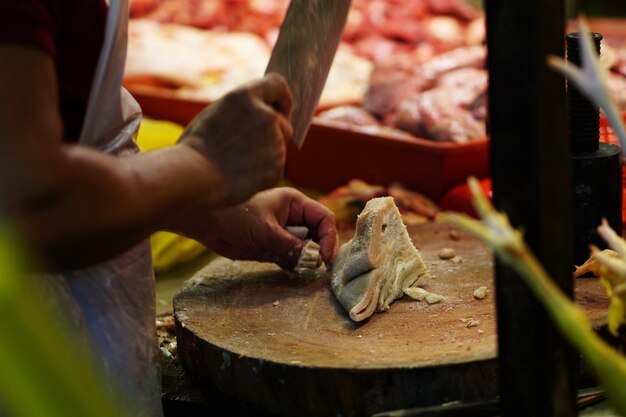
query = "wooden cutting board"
(174, 221, 610, 417)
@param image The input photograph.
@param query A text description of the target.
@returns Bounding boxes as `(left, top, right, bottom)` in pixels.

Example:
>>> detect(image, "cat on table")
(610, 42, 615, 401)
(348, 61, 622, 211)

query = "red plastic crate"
(598, 112, 626, 224)
(285, 120, 489, 201)
(599, 112, 626, 150)
(129, 86, 490, 201)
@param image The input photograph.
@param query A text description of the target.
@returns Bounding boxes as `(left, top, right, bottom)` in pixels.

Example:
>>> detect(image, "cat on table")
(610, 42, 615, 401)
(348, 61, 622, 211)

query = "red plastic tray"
(600, 112, 626, 224)
(285, 121, 488, 200)
(129, 86, 489, 200)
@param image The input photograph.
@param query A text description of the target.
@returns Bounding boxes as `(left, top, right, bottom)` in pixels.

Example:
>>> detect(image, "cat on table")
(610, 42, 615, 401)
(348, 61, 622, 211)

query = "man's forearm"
(13, 144, 223, 271)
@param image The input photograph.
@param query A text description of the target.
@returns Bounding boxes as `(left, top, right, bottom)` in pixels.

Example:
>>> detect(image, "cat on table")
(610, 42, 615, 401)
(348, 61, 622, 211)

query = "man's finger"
(256, 73, 293, 117)
(264, 225, 305, 267)
(276, 113, 294, 143)
(286, 192, 338, 265)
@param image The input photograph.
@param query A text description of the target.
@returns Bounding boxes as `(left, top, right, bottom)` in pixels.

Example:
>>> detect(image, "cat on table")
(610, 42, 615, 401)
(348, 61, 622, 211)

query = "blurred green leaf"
(0, 221, 131, 417)
(439, 178, 626, 415)
(465, 0, 483, 8)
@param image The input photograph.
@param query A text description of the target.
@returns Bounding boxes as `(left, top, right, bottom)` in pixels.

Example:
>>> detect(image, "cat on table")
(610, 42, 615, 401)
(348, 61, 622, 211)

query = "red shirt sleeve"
(0, 0, 59, 57)
(0, 0, 108, 142)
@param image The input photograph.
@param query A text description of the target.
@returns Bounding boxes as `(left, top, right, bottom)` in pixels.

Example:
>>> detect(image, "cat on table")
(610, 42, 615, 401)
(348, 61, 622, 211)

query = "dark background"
(468, 0, 626, 16)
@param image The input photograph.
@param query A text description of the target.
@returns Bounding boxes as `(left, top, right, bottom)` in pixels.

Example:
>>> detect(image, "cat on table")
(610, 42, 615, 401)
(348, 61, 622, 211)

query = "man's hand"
(0, 43, 296, 271)
(176, 187, 338, 269)
(178, 73, 293, 207)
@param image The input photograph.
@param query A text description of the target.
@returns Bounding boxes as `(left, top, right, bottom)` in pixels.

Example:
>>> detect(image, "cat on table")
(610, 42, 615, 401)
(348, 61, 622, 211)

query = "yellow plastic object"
(150, 231, 207, 272)
(136, 118, 185, 152)
(137, 119, 208, 272)
(0, 222, 133, 417)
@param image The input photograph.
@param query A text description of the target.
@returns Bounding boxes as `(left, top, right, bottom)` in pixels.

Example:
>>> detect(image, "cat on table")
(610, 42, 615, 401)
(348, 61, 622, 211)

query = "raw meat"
(419, 45, 486, 82)
(426, 0, 481, 21)
(125, 20, 270, 90)
(363, 54, 428, 117)
(295, 240, 321, 270)
(392, 88, 486, 143)
(317, 106, 380, 127)
(331, 197, 430, 322)
(608, 72, 626, 111)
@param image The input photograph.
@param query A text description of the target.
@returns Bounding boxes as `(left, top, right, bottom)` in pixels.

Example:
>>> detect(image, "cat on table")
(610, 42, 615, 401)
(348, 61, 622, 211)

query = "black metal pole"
(566, 32, 623, 266)
(485, 0, 577, 416)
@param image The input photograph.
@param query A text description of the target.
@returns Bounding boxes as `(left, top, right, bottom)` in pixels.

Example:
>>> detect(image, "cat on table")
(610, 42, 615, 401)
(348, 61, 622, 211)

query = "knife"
(265, 0, 352, 148)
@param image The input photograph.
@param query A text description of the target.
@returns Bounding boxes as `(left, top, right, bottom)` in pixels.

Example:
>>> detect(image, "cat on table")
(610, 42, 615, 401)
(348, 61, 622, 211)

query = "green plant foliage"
(549, 19, 626, 337)
(0, 222, 131, 417)
(464, 0, 483, 8)
(439, 178, 626, 415)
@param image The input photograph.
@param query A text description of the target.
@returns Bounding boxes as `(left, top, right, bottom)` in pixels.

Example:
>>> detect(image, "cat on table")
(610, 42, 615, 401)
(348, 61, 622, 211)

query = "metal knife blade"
(265, 0, 352, 149)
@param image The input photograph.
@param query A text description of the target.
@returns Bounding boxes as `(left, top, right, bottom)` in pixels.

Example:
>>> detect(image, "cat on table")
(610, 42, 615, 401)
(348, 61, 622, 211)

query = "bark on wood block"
(174, 222, 609, 417)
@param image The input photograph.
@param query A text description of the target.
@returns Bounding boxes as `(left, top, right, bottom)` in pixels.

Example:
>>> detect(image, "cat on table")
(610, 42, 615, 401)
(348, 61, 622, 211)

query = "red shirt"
(0, 0, 108, 141)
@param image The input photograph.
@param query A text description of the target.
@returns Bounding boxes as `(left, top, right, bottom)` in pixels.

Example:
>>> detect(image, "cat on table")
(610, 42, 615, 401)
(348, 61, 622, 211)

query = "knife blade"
(265, 0, 352, 148)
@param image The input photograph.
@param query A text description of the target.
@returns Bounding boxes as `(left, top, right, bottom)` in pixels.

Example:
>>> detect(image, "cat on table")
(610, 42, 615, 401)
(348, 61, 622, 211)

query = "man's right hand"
(178, 73, 293, 207)
(0, 43, 292, 270)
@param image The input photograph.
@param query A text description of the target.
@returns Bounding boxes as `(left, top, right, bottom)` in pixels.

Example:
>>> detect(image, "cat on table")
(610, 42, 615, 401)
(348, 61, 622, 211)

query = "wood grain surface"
(174, 221, 610, 417)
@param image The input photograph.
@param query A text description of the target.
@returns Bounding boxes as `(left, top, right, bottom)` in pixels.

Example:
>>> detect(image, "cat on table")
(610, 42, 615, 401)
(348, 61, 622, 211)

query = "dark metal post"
(566, 32, 623, 266)
(485, 0, 577, 416)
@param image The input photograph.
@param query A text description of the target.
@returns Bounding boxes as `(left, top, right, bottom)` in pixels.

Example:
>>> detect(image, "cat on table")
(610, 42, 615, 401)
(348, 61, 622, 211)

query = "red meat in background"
(426, 0, 481, 21)
(128, 0, 494, 144)
(363, 54, 429, 117)
(129, 0, 482, 53)
(130, 0, 288, 37)
(130, 0, 160, 15)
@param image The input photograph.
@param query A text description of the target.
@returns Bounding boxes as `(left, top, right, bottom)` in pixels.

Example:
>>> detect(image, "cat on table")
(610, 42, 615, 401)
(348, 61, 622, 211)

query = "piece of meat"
(331, 197, 430, 322)
(367, 46, 486, 121)
(348, 0, 439, 45)
(129, 0, 160, 16)
(614, 48, 626, 78)
(143, 0, 226, 29)
(342, 7, 365, 41)
(423, 16, 465, 53)
(387, 182, 439, 219)
(435, 67, 488, 109)
(608, 72, 626, 111)
(419, 45, 487, 82)
(317, 106, 379, 127)
(319, 180, 387, 229)
(387, 0, 429, 21)
(295, 240, 321, 270)
(125, 20, 270, 98)
(600, 43, 619, 71)
(231, 0, 289, 37)
(285, 226, 321, 270)
(392, 88, 486, 143)
(353, 35, 409, 63)
(363, 54, 428, 117)
(380, 17, 426, 44)
(247, 0, 289, 16)
(465, 16, 486, 46)
(419, 89, 486, 143)
(467, 91, 488, 121)
(426, 0, 481, 21)
(435, 68, 488, 97)
(318, 48, 374, 109)
(389, 93, 428, 138)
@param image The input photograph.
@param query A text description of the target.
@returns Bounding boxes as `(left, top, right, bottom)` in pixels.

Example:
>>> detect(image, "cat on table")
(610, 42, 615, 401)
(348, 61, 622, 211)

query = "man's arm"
(0, 44, 292, 270)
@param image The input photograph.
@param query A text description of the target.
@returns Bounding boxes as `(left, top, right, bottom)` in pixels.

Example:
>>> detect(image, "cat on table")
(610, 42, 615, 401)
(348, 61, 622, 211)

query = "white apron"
(38, 0, 163, 415)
